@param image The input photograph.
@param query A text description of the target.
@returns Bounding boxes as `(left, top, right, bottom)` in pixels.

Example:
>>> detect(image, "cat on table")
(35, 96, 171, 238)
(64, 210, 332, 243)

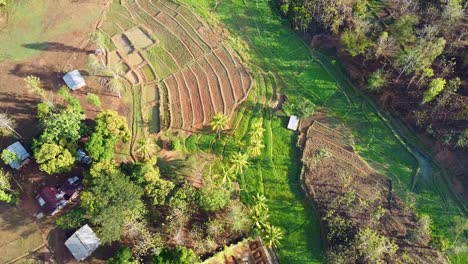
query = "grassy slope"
(172, 0, 464, 262)
(0, 0, 101, 61)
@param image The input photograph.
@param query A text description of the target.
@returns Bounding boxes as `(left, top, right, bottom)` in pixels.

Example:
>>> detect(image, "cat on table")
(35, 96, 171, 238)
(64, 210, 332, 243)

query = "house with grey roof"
(4, 141, 30, 170)
(65, 224, 100, 261)
(63, 70, 86, 90)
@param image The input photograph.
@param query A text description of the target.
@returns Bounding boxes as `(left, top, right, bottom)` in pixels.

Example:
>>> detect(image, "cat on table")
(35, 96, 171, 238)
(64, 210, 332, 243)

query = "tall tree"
(0, 169, 15, 203)
(210, 112, 228, 139)
(33, 142, 75, 174)
(24, 75, 52, 105)
(81, 165, 144, 244)
(0, 113, 21, 138)
(135, 138, 159, 161)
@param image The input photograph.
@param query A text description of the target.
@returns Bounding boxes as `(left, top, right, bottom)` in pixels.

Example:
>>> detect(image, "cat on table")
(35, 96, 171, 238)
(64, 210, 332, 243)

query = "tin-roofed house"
(63, 70, 86, 90)
(65, 224, 100, 261)
(287, 115, 300, 131)
(3, 141, 30, 170)
(36, 176, 82, 215)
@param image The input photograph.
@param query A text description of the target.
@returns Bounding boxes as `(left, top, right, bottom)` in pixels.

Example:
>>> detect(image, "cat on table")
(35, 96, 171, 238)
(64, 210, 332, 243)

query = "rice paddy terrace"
(100, 0, 252, 132)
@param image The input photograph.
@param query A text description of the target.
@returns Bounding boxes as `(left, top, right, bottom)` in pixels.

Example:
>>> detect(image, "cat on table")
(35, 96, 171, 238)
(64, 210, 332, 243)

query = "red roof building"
(36, 177, 82, 215)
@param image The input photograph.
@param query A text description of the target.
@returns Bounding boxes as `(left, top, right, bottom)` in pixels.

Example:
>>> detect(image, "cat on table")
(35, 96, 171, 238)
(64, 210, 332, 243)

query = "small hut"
(4, 141, 30, 170)
(63, 70, 86, 90)
(65, 224, 100, 261)
(287, 115, 299, 131)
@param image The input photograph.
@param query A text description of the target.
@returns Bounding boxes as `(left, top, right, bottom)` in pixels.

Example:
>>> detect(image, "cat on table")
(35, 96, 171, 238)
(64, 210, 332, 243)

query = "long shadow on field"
(22, 42, 88, 54)
(0, 203, 31, 233)
(9, 64, 65, 91)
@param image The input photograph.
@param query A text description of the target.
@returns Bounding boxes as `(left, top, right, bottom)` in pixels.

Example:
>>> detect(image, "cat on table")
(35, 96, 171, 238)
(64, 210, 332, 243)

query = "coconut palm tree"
(106, 63, 126, 98)
(250, 138, 265, 157)
(220, 164, 236, 186)
(24, 75, 53, 105)
(210, 112, 228, 139)
(250, 120, 265, 140)
(250, 204, 269, 230)
(262, 224, 284, 249)
(136, 138, 159, 161)
(230, 152, 249, 175)
(0, 113, 21, 138)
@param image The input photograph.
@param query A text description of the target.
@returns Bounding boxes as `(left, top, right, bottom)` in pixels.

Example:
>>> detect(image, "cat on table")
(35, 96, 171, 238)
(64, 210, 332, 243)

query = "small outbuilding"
(65, 224, 100, 261)
(5, 141, 30, 170)
(287, 115, 300, 131)
(63, 70, 86, 90)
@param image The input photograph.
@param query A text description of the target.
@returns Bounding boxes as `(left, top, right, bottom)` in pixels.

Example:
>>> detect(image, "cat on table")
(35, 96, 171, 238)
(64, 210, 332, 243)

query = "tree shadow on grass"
(22, 42, 89, 54)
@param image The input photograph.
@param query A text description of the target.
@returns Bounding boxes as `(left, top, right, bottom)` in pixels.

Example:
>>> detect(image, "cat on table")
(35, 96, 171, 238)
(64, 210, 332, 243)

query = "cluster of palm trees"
(209, 113, 282, 249)
(251, 194, 284, 249)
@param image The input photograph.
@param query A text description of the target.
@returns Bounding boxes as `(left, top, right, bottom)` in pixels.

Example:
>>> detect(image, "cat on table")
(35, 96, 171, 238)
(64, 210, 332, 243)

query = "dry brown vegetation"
(302, 119, 448, 263)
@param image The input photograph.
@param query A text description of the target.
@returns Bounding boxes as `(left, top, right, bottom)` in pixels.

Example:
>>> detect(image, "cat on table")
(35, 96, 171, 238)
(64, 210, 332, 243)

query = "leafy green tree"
(33, 143, 75, 174)
(86, 110, 130, 161)
(229, 152, 249, 175)
(81, 169, 144, 244)
(352, 0, 368, 17)
(210, 112, 228, 139)
(168, 184, 197, 211)
(153, 246, 200, 264)
(283, 97, 315, 117)
(0, 169, 16, 203)
(197, 182, 231, 212)
(109, 246, 133, 264)
(390, 15, 419, 45)
(87, 93, 102, 107)
(145, 177, 174, 206)
(56, 208, 86, 229)
(262, 224, 284, 249)
(422, 78, 446, 104)
(1, 149, 19, 165)
(341, 28, 370, 57)
(38, 108, 84, 144)
(367, 70, 386, 91)
(226, 202, 252, 233)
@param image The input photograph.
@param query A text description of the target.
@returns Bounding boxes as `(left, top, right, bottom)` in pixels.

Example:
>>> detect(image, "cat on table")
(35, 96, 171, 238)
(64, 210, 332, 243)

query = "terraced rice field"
(99, 0, 252, 132)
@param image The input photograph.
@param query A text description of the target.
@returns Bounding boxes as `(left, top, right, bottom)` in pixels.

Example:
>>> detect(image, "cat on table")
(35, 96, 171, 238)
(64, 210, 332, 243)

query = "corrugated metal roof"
(63, 70, 86, 90)
(65, 224, 100, 261)
(287, 115, 299, 131)
(6, 141, 30, 169)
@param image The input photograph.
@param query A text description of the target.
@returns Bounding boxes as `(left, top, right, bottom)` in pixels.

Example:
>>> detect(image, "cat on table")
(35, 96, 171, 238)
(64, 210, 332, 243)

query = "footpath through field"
(182, 0, 466, 263)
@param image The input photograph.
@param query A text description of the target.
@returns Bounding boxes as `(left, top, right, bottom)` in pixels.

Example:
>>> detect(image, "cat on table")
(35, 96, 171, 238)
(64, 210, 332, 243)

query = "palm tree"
(250, 204, 269, 230)
(0, 113, 21, 138)
(221, 164, 236, 186)
(135, 138, 159, 161)
(262, 224, 284, 249)
(250, 121, 265, 140)
(250, 138, 265, 157)
(230, 152, 249, 175)
(106, 63, 126, 98)
(210, 112, 228, 139)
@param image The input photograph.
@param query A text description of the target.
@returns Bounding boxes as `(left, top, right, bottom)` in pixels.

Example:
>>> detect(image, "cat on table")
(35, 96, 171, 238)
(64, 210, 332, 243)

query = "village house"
(36, 176, 82, 216)
(65, 224, 101, 261)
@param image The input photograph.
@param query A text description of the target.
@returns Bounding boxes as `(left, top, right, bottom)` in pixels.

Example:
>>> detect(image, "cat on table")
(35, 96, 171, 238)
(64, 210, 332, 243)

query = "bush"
(87, 93, 102, 107)
(109, 246, 133, 264)
(56, 208, 86, 229)
(198, 184, 231, 212)
(153, 246, 199, 264)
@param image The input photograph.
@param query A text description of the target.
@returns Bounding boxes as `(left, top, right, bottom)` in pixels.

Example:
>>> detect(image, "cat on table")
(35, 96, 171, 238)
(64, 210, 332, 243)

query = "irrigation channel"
(178, 0, 468, 263)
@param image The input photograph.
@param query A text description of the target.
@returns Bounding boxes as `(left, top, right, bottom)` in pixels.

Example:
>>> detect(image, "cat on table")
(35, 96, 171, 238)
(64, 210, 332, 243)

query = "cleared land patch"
(0, 204, 44, 263)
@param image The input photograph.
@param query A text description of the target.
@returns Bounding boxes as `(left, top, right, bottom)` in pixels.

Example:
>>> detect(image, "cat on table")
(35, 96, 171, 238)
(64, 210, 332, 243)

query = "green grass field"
(181, 0, 466, 262)
(0, 0, 101, 61)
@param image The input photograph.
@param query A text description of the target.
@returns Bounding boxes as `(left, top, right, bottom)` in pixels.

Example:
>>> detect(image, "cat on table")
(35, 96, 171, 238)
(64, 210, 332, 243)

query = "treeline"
(278, 0, 467, 149)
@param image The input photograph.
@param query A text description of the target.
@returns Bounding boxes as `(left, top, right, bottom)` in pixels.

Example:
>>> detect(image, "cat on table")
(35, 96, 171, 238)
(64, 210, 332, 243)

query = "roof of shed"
(63, 70, 86, 90)
(287, 115, 299, 131)
(65, 224, 100, 261)
(6, 141, 30, 169)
